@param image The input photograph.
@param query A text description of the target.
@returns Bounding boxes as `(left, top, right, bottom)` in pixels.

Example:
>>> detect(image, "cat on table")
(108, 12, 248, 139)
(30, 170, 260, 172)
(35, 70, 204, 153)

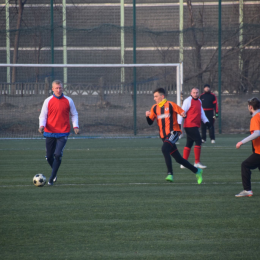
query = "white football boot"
(235, 190, 253, 197)
(194, 162, 207, 169)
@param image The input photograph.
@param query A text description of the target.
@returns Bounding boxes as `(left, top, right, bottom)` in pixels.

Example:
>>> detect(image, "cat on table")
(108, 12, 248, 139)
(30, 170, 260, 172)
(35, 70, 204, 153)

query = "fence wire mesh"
(0, 0, 259, 138)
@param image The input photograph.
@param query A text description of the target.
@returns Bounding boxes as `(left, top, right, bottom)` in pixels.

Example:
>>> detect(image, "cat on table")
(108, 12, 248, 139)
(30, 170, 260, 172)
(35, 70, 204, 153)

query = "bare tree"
(31, 8, 44, 83)
(186, 0, 204, 89)
(11, 0, 27, 94)
(184, 2, 260, 93)
(149, 1, 260, 94)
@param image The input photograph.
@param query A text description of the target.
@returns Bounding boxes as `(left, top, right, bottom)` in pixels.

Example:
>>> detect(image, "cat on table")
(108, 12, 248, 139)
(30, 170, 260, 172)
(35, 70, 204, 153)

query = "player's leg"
(45, 137, 56, 168)
(209, 122, 215, 143)
(162, 132, 180, 182)
(201, 122, 207, 142)
(48, 136, 68, 185)
(236, 153, 260, 197)
(183, 128, 194, 160)
(161, 141, 173, 177)
(207, 110, 215, 142)
(162, 134, 203, 184)
(190, 127, 207, 168)
(179, 128, 194, 169)
(171, 148, 197, 173)
(170, 148, 203, 184)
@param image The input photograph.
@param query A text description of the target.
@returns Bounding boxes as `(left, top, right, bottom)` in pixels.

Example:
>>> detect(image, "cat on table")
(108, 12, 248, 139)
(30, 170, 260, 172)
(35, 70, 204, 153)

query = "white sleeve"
(201, 103, 209, 123)
(177, 97, 191, 124)
(69, 98, 79, 128)
(241, 130, 260, 144)
(39, 97, 51, 127)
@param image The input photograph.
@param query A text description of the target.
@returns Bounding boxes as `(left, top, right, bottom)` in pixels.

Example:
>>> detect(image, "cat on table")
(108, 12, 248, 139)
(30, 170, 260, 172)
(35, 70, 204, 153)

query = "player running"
(146, 87, 203, 184)
(235, 97, 260, 197)
(178, 88, 210, 169)
(39, 80, 79, 186)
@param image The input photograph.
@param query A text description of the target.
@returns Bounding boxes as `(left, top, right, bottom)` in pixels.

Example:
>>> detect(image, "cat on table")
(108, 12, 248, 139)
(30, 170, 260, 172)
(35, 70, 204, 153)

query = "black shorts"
(184, 127, 202, 147)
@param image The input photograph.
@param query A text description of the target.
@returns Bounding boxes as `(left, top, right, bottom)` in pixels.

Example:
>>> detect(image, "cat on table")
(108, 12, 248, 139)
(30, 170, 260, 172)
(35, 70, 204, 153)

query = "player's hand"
(38, 126, 44, 134)
(205, 122, 212, 129)
(74, 128, 80, 134)
(215, 113, 218, 118)
(180, 111, 186, 118)
(236, 141, 243, 149)
(146, 111, 151, 117)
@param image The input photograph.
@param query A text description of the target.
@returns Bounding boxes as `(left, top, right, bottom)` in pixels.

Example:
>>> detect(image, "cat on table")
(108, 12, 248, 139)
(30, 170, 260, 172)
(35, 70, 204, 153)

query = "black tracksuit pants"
(201, 110, 215, 141)
(241, 153, 260, 191)
(161, 135, 198, 175)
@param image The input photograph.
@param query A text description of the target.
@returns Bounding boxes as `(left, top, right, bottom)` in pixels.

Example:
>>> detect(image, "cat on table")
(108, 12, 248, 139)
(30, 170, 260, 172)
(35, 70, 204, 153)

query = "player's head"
(191, 88, 199, 99)
(248, 97, 260, 113)
(153, 88, 166, 104)
(204, 84, 210, 93)
(52, 80, 63, 97)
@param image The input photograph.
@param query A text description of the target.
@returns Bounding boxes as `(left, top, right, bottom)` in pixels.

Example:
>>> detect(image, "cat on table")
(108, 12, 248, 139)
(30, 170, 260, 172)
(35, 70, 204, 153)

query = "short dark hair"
(153, 88, 166, 96)
(52, 80, 63, 87)
(204, 84, 210, 88)
(248, 97, 260, 110)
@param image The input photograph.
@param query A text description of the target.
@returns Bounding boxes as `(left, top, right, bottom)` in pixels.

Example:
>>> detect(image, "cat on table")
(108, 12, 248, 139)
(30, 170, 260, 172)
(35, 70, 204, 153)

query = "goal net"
(0, 63, 183, 139)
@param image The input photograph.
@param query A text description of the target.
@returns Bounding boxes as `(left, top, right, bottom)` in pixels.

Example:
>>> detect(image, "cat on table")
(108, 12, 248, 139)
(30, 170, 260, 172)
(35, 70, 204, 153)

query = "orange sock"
(194, 145, 201, 163)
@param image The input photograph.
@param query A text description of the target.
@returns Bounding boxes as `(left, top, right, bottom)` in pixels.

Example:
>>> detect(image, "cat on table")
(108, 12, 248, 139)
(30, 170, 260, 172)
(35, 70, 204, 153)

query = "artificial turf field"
(1, 135, 260, 260)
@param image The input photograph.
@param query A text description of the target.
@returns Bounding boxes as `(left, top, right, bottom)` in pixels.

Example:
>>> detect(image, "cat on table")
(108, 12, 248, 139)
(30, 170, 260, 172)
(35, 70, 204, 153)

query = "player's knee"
(241, 160, 247, 169)
(186, 142, 193, 148)
(46, 155, 53, 162)
(195, 140, 202, 146)
(54, 154, 62, 161)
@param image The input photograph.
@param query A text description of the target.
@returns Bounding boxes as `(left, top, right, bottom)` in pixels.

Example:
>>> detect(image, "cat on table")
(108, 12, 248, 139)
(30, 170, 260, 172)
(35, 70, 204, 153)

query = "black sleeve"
(146, 117, 154, 125)
(212, 96, 216, 112)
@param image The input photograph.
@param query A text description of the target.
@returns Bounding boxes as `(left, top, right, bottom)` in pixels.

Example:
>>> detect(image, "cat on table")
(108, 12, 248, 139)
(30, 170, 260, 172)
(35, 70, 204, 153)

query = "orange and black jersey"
(147, 101, 184, 139)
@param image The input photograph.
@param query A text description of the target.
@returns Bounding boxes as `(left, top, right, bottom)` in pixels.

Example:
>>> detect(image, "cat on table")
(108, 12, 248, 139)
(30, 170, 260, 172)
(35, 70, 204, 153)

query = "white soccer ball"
(33, 174, 46, 187)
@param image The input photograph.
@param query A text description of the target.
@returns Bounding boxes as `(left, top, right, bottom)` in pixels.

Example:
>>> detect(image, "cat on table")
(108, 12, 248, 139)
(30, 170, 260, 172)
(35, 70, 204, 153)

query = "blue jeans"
(45, 136, 68, 183)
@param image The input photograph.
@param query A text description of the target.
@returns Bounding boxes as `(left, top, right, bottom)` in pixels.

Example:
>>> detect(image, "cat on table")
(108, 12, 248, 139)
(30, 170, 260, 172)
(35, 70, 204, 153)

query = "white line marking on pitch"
(1, 182, 260, 188)
(0, 147, 250, 151)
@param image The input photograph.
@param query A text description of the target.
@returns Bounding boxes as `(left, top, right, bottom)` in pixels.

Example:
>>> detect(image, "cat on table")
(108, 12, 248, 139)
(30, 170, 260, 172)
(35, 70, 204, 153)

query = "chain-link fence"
(0, 0, 259, 137)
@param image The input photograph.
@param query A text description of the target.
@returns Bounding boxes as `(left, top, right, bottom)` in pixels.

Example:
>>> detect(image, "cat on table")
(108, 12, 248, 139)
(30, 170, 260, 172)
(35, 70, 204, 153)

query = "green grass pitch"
(1, 135, 260, 260)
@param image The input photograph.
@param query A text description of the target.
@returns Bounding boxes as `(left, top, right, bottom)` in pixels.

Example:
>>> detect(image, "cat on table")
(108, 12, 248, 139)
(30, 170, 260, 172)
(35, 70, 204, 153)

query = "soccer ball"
(33, 174, 46, 187)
